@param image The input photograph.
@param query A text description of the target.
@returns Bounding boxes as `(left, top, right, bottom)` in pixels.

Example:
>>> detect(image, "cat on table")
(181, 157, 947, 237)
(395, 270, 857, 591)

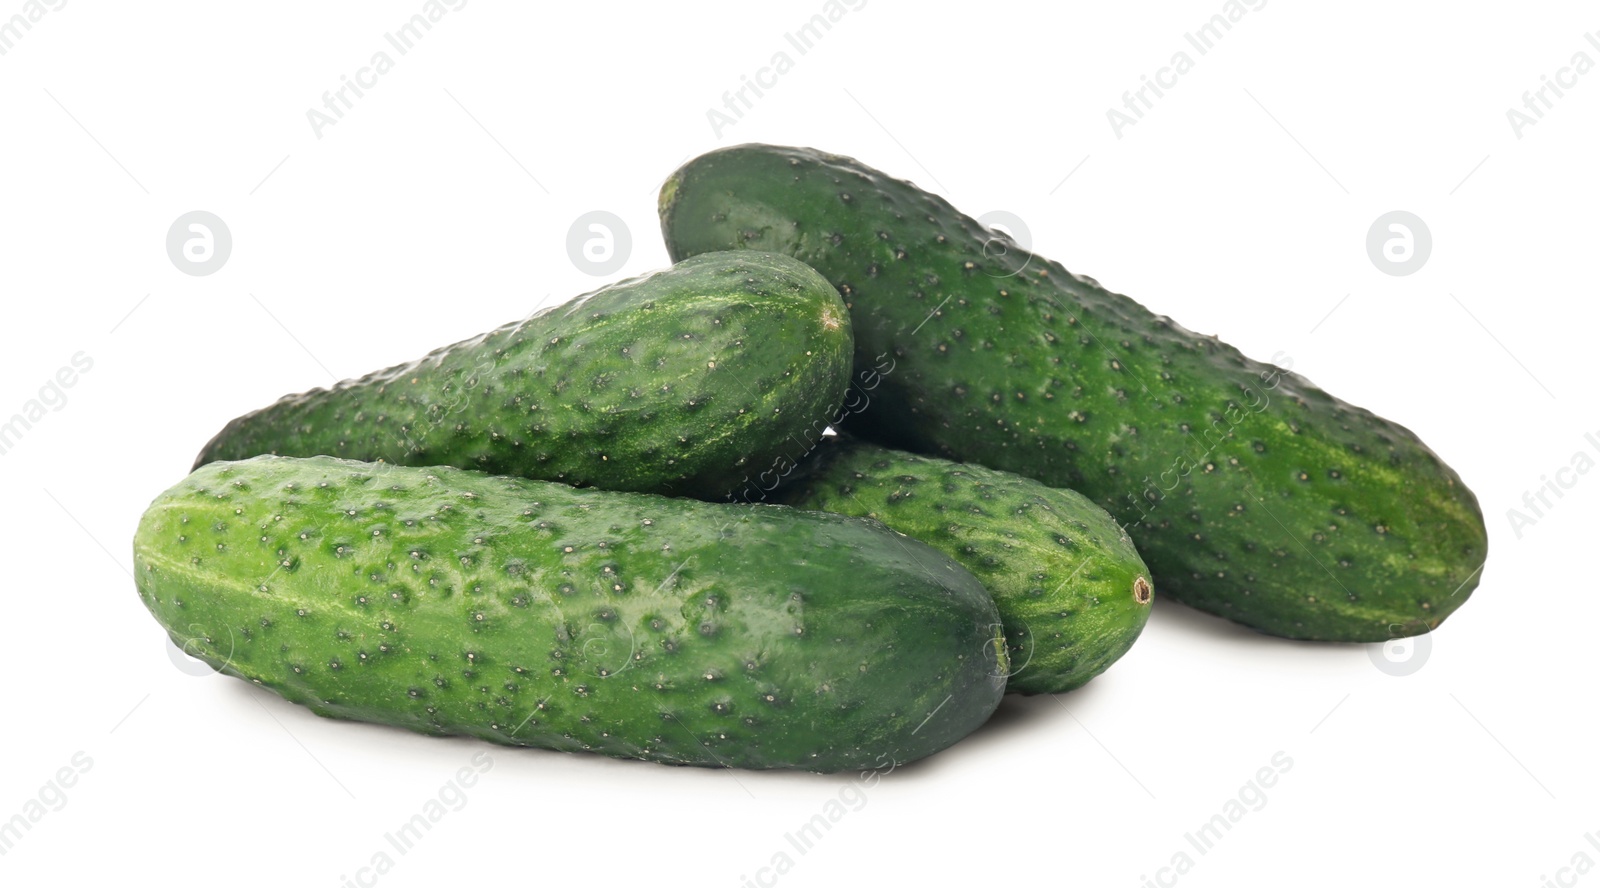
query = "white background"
(1, 2, 1594, 885)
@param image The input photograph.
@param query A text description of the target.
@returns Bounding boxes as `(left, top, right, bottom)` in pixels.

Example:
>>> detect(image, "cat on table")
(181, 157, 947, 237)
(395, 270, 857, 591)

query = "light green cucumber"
(134, 455, 1008, 771)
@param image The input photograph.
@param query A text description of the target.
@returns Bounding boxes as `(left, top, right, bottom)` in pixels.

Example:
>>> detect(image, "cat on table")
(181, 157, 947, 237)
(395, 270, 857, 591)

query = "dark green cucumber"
(194, 251, 853, 500)
(660, 145, 1487, 642)
(133, 455, 1007, 772)
(777, 437, 1152, 694)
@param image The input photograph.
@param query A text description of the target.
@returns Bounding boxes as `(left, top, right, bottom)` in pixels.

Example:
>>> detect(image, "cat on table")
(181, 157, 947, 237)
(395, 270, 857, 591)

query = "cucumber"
(777, 437, 1152, 694)
(194, 251, 853, 501)
(659, 145, 1487, 642)
(133, 455, 1007, 772)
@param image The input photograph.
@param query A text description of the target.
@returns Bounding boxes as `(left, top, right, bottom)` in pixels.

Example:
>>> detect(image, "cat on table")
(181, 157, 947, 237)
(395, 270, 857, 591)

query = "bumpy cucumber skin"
(777, 438, 1152, 694)
(194, 251, 853, 501)
(660, 145, 1487, 642)
(134, 456, 1007, 772)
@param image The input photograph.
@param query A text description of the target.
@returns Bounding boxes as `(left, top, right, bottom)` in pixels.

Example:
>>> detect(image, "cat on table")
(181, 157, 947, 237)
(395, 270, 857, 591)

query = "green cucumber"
(659, 144, 1487, 642)
(133, 455, 1008, 772)
(777, 437, 1152, 694)
(194, 251, 852, 500)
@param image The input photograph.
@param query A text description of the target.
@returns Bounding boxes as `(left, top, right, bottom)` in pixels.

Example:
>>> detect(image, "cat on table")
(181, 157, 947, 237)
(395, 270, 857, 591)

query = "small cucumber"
(133, 455, 1007, 771)
(778, 438, 1152, 694)
(194, 251, 853, 501)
